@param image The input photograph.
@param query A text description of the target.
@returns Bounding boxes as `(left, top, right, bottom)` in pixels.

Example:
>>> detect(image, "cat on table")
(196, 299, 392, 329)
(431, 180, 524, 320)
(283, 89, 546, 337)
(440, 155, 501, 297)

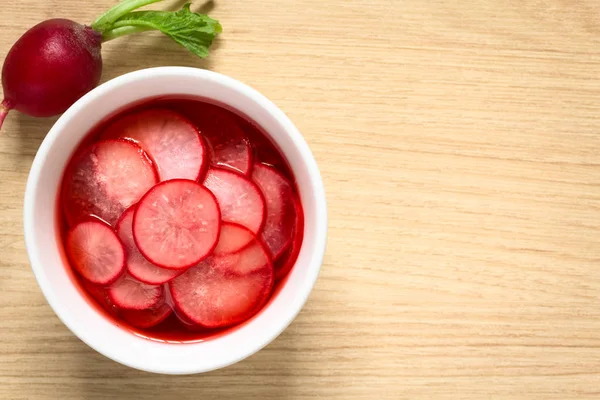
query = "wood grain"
(2, 0, 600, 398)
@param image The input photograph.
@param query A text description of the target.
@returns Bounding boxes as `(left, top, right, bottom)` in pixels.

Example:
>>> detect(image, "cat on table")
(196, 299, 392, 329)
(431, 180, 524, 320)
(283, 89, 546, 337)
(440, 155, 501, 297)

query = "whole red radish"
(1, 19, 102, 119)
(0, 0, 222, 130)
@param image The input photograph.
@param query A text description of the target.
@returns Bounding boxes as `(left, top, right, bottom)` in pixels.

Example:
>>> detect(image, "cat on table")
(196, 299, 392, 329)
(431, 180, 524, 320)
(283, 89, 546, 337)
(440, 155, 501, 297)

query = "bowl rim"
(23, 67, 327, 374)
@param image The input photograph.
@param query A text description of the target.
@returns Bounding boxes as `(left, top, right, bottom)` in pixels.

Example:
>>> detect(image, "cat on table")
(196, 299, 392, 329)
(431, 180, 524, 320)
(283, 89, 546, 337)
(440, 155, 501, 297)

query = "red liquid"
(58, 97, 304, 343)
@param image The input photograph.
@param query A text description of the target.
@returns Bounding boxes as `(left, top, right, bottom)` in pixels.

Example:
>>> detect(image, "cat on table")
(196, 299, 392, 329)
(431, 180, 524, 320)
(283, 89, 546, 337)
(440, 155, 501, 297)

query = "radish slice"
(275, 196, 304, 280)
(108, 275, 163, 310)
(170, 257, 273, 328)
(102, 108, 207, 181)
(252, 163, 298, 260)
(274, 233, 302, 281)
(133, 179, 221, 270)
(116, 207, 182, 284)
(62, 139, 158, 226)
(242, 120, 287, 170)
(212, 239, 272, 276)
(83, 282, 110, 307)
(121, 302, 172, 329)
(192, 103, 252, 174)
(213, 223, 255, 255)
(203, 168, 265, 234)
(66, 219, 126, 285)
(81, 281, 118, 316)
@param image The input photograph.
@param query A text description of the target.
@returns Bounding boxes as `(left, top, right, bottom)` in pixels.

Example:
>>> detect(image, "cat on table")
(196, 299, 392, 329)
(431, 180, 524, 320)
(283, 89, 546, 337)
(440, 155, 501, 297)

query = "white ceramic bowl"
(23, 67, 327, 374)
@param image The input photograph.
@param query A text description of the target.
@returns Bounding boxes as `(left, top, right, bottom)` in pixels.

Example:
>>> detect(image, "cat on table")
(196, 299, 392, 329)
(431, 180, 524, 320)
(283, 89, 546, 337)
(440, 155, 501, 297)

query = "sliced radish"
(81, 280, 118, 316)
(274, 236, 302, 281)
(66, 219, 126, 285)
(212, 239, 272, 276)
(62, 139, 158, 226)
(121, 302, 172, 329)
(203, 168, 265, 234)
(213, 223, 255, 255)
(192, 103, 252, 174)
(275, 196, 304, 281)
(170, 257, 273, 328)
(252, 163, 298, 260)
(83, 282, 110, 306)
(116, 206, 182, 284)
(243, 120, 286, 170)
(133, 179, 221, 270)
(107, 275, 163, 310)
(102, 108, 207, 181)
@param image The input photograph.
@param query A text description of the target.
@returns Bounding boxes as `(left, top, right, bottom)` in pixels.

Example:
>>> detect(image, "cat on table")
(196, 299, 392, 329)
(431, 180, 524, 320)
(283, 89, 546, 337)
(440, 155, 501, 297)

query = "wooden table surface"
(3, 0, 600, 398)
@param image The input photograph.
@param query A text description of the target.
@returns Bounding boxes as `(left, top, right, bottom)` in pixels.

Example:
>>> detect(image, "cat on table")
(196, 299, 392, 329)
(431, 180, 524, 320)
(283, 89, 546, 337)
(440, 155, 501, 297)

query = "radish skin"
(0, 19, 102, 126)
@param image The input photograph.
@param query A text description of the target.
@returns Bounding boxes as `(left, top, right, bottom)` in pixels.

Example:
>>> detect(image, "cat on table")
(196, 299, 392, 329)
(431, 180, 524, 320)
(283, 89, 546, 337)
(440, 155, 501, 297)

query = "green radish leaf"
(105, 3, 222, 58)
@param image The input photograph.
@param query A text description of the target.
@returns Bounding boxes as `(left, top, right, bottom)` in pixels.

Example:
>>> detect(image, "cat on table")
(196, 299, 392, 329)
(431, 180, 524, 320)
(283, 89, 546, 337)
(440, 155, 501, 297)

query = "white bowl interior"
(23, 67, 327, 374)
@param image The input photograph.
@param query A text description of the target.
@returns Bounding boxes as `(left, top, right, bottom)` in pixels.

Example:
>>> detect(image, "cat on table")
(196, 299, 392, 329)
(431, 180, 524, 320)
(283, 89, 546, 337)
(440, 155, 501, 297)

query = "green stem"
(91, 0, 164, 32)
(101, 25, 154, 42)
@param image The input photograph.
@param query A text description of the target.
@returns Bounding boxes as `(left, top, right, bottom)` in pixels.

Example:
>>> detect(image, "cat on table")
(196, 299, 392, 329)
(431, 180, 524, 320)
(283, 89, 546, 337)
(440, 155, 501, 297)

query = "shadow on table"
(69, 323, 300, 400)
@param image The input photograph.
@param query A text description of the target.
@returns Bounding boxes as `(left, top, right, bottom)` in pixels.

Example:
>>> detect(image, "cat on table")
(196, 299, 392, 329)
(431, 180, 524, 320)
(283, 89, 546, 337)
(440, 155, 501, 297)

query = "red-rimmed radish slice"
(107, 275, 163, 310)
(62, 139, 158, 226)
(275, 196, 304, 281)
(274, 235, 302, 281)
(252, 163, 298, 260)
(213, 222, 255, 255)
(212, 239, 272, 276)
(121, 302, 172, 329)
(192, 103, 252, 174)
(81, 281, 118, 316)
(241, 119, 286, 170)
(102, 108, 207, 181)
(170, 258, 273, 328)
(203, 168, 265, 234)
(116, 207, 182, 284)
(133, 179, 221, 270)
(66, 219, 126, 285)
(83, 282, 110, 306)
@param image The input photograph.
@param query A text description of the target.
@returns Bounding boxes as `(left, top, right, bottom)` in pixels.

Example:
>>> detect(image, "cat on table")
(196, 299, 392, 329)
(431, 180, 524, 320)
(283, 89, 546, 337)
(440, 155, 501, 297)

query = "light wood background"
(2, 0, 600, 398)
